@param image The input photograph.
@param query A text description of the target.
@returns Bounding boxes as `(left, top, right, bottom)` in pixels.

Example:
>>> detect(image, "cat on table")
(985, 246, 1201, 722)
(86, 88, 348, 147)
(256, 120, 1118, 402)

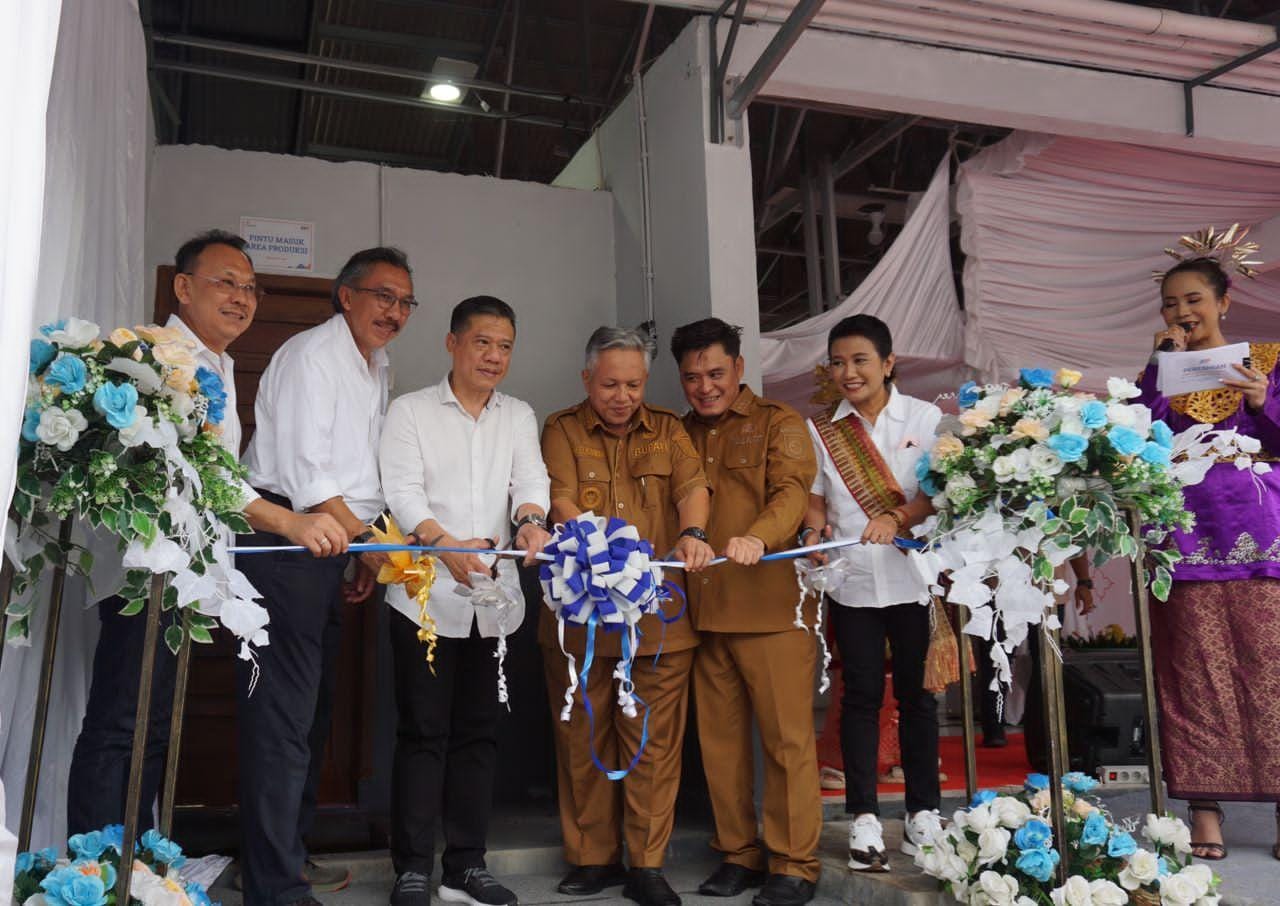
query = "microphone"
(1157, 323, 1190, 353)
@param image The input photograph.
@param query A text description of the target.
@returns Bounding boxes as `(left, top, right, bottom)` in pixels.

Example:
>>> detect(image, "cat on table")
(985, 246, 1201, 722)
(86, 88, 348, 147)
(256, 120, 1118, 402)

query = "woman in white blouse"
(801, 315, 942, 873)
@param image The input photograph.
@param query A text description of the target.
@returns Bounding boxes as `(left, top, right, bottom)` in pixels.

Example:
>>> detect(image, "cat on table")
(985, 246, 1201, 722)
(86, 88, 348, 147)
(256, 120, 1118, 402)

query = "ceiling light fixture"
(867, 209, 887, 246)
(420, 56, 478, 105)
(427, 82, 462, 103)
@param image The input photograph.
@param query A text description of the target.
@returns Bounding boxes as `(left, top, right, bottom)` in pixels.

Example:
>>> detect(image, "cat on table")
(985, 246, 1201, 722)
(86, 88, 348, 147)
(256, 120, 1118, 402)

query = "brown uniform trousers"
(540, 402, 709, 867)
(683, 386, 823, 882)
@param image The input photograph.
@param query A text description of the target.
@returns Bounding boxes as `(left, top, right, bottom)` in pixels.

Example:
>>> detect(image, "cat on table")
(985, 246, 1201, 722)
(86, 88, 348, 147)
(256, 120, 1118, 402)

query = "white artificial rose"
(917, 845, 949, 878)
(163, 384, 196, 420)
(1107, 376, 1142, 400)
(1015, 899, 1038, 906)
(946, 474, 977, 505)
(1158, 873, 1202, 906)
(45, 317, 100, 348)
(990, 797, 1031, 829)
(35, 407, 88, 452)
(1087, 879, 1127, 906)
(1178, 865, 1212, 898)
(1105, 402, 1137, 428)
(1193, 896, 1220, 906)
(1059, 415, 1086, 436)
(965, 804, 1000, 833)
(976, 871, 1020, 906)
(1028, 444, 1064, 478)
(992, 455, 1018, 483)
(956, 837, 979, 863)
(1144, 815, 1192, 855)
(1118, 849, 1161, 890)
(977, 827, 1011, 866)
(975, 394, 1002, 418)
(1049, 876, 1093, 906)
(118, 406, 153, 448)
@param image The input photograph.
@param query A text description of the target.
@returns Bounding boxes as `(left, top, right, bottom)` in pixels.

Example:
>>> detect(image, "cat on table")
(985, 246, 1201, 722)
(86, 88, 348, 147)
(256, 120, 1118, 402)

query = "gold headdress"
(1151, 223, 1262, 282)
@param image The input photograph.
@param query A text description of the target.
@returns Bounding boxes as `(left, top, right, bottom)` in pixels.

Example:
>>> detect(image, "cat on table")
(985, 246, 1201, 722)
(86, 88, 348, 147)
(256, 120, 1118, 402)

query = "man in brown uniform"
(671, 318, 821, 906)
(540, 326, 714, 906)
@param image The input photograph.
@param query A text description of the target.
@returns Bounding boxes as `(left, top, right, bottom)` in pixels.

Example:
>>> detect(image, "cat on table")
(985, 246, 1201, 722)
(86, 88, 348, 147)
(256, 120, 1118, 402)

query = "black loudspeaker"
(1024, 648, 1149, 775)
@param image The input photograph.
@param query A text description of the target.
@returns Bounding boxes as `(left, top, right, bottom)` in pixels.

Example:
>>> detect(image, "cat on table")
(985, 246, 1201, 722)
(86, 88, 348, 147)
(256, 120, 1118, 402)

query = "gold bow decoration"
(369, 517, 439, 672)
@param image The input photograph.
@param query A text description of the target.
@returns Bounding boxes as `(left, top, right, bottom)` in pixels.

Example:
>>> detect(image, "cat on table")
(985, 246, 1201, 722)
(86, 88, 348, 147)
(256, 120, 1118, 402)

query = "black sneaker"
(391, 871, 432, 906)
(438, 868, 518, 906)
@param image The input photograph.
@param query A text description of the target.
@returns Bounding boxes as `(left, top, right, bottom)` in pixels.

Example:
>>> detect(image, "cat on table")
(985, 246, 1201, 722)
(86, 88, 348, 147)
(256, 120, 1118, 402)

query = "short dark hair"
(1161, 257, 1229, 300)
(175, 229, 252, 274)
(332, 246, 412, 313)
(827, 314, 896, 381)
(450, 295, 516, 334)
(670, 317, 742, 363)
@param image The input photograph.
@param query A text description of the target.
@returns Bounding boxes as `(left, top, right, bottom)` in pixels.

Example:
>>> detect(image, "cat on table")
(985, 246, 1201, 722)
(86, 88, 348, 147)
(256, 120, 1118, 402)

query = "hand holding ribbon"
(368, 517, 439, 672)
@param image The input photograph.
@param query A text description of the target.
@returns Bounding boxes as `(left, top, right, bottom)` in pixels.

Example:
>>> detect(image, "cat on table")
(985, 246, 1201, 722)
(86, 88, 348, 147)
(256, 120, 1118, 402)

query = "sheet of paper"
(1156, 342, 1250, 396)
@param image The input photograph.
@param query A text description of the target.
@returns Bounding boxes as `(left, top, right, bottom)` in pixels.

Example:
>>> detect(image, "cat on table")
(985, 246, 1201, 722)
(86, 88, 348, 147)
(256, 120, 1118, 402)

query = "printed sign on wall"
(239, 216, 314, 272)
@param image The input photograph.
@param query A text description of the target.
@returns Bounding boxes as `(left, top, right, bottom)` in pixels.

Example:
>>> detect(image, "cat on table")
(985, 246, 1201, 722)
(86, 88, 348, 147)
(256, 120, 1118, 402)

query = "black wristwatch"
(797, 526, 818, 546)
(354, 529, 375, 545)
(1076, 578, 1094, 589)
(516, 512, 548, 531)
(679, 526, 709, 542)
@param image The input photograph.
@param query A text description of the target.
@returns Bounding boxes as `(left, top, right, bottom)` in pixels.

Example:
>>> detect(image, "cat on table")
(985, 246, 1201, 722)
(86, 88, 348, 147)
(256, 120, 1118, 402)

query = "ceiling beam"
(316, 23, 484, 58)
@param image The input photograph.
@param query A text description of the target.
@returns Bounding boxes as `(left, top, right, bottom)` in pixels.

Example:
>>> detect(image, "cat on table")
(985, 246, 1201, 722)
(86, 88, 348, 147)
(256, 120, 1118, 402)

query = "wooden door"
(153, 267, 379, 831)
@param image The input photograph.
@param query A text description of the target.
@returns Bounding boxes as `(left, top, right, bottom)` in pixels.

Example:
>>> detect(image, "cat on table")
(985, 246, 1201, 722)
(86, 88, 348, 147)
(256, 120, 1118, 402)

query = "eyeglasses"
(184, 272, 265, 302)
(350, 286, 419, 313)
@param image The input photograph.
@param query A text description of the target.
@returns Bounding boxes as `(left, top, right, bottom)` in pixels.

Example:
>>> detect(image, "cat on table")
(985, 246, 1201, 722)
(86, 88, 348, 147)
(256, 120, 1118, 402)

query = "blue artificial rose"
(1139, 442, 1170, 468)
(68, 831, 108, 860)
(30, 339, 57, 374)
(1079, 400, 1108, 430)
(195, 366, 228, 425)
(141, 828, 186, 867)
(920, 475, 940, 497)
(50, 873, 107, 906)
(22, 406, 42, 443)
(16, 852, 35, 874)
(1019, 368, 1055, 389)
(101, 824, 125, 852)
(40, 319, 67, 338)
(1046, 433, 1089, 463)
(915, 453, 931, 481)
(1014, 846, 1060, 883)
(970, 789, 998, 808)
(958, 380, 981, 409)
(92, 382, 139, 430)
(1107, 830, 1138, 858)
(1157, 856, 1171, 877)
(1014, 818, 1053, 851)
(1062, 771, 1098, 793)
(185, 881, 216, 906)
(1107, 425, 1146, 457)
(38, 847, 58, 865)
(1080, 811, 1109, 846)
(45, 354, 88, 394)
(1151, 419, 1174, 449)
(1024, 773, 1051, 792)
(67, 860, 116, 892)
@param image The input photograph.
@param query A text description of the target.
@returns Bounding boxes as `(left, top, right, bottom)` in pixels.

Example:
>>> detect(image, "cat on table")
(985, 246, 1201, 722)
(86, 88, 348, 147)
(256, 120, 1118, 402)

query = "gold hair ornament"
(1151, 223, 1262, 282)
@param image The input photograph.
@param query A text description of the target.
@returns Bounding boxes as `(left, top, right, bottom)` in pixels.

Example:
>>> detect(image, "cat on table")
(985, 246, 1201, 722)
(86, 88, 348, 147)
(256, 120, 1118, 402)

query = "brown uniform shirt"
(540, 401, 709, 657)
(682, 386, 817, 633)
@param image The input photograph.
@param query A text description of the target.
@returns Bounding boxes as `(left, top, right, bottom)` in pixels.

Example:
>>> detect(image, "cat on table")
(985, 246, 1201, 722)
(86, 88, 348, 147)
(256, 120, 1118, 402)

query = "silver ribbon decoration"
(458, 573, 520, 707)
(792, 557, 850, 694)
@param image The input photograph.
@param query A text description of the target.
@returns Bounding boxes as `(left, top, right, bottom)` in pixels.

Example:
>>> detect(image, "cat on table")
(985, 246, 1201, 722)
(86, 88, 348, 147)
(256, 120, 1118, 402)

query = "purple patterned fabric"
(1139, 357, 1280, 582)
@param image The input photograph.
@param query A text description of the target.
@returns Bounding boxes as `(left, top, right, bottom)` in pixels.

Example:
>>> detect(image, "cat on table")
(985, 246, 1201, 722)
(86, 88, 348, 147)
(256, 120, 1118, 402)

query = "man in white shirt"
(239, 247, 415, 906)
(378, 296, 550, 906)
(67, 231, 348, 839)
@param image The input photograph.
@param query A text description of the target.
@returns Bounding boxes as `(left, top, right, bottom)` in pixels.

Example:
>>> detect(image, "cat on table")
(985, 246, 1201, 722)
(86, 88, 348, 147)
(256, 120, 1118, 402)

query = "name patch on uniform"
(573, 446, 606, 459)
(630, 441, 668, 458)
(780, 428, 807, 458)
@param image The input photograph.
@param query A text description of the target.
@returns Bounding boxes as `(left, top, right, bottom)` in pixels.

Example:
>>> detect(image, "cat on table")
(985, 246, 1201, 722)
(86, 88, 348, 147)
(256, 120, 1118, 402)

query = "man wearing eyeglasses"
(239, 247, 416, 906)
(67, 230, 349, 844)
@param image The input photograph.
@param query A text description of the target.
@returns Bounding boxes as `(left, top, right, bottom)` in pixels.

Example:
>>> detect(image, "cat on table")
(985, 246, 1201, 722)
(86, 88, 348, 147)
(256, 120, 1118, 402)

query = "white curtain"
(0, 0, 148, 852)
(761, 155, 968, 412)
(958, 132, 1280, 388)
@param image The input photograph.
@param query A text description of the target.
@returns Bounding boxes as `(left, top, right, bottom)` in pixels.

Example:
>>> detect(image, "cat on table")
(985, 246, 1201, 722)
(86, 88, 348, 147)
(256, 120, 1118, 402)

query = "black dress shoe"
(556, 864, 627, 896)
(698, 863, 767, 897)
(622, 868, 681, 906)
(751, 875, 816, 906)
(981, 726, 1008, 748)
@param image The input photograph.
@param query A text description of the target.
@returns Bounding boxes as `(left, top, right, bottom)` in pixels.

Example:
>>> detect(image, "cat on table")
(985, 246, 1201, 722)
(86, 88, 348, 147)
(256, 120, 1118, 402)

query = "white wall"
(146, 145, 618, 418)
(556, 19, 761, 408)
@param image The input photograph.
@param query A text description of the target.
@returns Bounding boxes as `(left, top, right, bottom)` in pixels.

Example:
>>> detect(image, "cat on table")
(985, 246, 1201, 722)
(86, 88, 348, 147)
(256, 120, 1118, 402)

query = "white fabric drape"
(958, 133, 1280, 387)
(0, 0, 65, 886)
(761, 155, 967, 412)
(0, 0, 148, 852)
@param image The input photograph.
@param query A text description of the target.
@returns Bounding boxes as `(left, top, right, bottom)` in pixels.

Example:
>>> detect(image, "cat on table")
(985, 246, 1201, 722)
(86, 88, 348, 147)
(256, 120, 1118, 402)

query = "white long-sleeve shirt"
(243, 314, 387, 520)
(808, 386, 941, 608)
(378, 375, 550, 638)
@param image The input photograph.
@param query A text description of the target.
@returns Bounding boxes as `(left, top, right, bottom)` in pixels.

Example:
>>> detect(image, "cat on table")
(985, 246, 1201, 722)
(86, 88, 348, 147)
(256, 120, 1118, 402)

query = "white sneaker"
(848, 814, 889, 872)
(902, 809, 944, 857)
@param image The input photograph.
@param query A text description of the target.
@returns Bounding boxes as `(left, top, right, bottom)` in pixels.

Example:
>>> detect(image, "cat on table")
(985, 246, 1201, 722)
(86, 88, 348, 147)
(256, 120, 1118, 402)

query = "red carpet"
(822, 732, 1033, 800)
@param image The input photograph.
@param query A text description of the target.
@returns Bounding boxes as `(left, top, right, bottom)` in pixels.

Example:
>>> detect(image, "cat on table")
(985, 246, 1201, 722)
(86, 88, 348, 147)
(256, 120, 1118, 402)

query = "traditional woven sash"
(812, 402, 907, 518)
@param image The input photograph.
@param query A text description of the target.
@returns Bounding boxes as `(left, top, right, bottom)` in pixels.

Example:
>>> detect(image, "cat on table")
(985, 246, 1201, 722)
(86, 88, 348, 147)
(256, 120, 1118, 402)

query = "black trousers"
(389, 614, 500, 878)
(67, 596, 177, 836)
(235, 533, 347, 906)
(830, 599, 939, 817)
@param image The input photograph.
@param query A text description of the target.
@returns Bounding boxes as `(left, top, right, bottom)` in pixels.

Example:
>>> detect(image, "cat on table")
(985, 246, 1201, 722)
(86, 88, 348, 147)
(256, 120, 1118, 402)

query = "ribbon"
(368, 519, 438, 672)
(458, 572, 520, 707)
(793, 557, 851, 694)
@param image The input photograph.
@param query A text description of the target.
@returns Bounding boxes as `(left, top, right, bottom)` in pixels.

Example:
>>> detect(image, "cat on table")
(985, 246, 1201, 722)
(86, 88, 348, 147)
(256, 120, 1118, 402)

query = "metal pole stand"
(1126, 508, 1167, 818)
(18, 517, 73, 853)
(952, 602, 979, 801)
(115, 573, 167, 905)
(159, 611, 193, 836)
(1039, 624, 1070, 885)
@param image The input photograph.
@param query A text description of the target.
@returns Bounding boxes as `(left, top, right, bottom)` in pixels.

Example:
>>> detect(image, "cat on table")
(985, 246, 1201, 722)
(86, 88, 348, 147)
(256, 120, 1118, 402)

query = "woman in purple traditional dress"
(1139, 252, 1280, 862)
